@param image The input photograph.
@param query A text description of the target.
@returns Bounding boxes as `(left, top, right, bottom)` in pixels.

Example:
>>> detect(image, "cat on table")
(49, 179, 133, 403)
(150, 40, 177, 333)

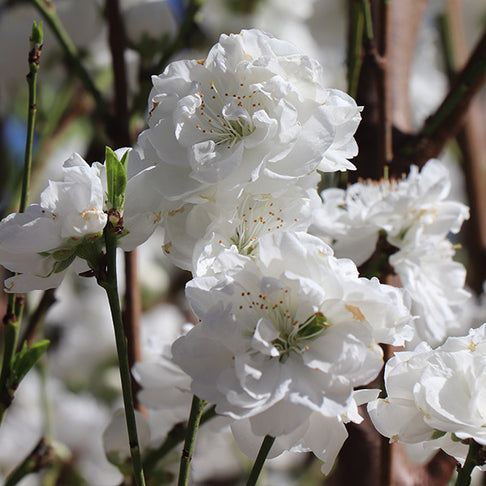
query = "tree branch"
(440, 0, 486, 294)
(395, 29, 486, 168)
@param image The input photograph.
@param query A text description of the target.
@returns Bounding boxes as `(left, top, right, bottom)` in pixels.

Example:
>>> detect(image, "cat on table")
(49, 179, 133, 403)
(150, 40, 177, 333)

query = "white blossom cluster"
(0, 149, 163, 293)
(131, 29, 416, 473)
(368, 324, 486, 469)
(0, 24, 483, 481)
(311, 159, 471, 347)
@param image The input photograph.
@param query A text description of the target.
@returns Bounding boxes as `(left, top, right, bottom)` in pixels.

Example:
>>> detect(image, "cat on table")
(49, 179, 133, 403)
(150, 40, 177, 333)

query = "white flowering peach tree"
(0, 1, 485, 486)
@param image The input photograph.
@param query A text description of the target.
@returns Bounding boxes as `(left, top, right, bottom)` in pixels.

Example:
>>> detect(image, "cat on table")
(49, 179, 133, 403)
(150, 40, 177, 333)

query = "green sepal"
(451, 433, 463, 442)
(9, 340, 50, 386)
(431, 429, 447, 440)
(74, 234, 105, 273)
(105, 146, 128, 212)
(52, 253, 76, 274)
(51, 248, 74, 262)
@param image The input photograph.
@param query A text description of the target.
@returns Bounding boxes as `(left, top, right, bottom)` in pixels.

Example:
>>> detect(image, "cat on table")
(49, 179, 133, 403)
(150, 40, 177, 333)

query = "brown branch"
(376, 0, 392, 171)
(394, 28, 486, 168)
(351, 0, 418, 181)
(123, 250, 144, 413)
(441, 0, 486, 294)
(388, 2, 427, 133)
(105, 0, 130, 147)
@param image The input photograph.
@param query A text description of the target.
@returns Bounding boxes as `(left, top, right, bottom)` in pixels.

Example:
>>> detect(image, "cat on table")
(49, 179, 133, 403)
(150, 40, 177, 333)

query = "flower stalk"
(0, 22, 43, 425)
(246, 435, 275, 486)
(101, 224, 146, 486)
(177, 395, 207, 486)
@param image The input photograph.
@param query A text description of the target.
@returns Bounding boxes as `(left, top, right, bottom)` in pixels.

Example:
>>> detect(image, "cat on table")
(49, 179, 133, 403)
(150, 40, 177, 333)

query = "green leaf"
(10, 340, 50, 386)
(105, 146, 128, 212)
(30, 21, 43, 47)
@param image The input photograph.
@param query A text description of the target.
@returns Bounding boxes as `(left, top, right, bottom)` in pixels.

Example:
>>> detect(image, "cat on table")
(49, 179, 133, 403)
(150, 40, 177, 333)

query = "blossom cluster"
(132, 29, 416, 472)
(311, 159, 471, 347)
(0, 24, 482, 481)
(368, 324, 486, 468)
(0, 149, 163, 292)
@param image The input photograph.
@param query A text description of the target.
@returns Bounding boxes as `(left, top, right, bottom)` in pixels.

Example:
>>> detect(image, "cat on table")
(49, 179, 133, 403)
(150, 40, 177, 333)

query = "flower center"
(230, 198, 299, 256)
(194, 81, 261, 149)
(237, 285, 328, 362)
(271, 311, 328, 362)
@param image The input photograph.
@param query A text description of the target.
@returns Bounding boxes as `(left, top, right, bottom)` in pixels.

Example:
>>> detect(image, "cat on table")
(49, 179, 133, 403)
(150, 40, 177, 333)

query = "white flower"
(162, 179, 321, 272)
(231, 388, 379, 475)
(140, 29, 360, 203)
(172, 232, 412, 439)
(368, 324, 486, 468)
(311, 159, 470, 265)
(0, 153, 107, 292)
(390, 240, 471, 348)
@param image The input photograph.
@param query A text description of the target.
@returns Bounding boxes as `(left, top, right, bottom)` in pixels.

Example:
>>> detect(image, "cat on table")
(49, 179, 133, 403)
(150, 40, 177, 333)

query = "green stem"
(0, 296, 20, 424)
(246, 435, 275, 486)
(142, 405, 216, 471)
(20, 26, 41, 213)
(455, 440, 482, 486)
(177, 395, 207, 486)
(102, 226, 146, 486)
(361, 0, 374, 41)
(0, 23, 42, 425)
(27, 0, 109, 119)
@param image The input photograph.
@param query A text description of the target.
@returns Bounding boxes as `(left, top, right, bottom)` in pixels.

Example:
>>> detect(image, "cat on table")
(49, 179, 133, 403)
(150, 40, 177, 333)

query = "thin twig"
(105, 0, 131, 146)
(123, 251, 144, 412)
(0, 23, 43, 425)
(4, 438, 55, 486)
(347, 0, 364, 99)
(439, 1, 486, 294)
(17, 288, 56, 352)
(133, 0, 203, 115)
